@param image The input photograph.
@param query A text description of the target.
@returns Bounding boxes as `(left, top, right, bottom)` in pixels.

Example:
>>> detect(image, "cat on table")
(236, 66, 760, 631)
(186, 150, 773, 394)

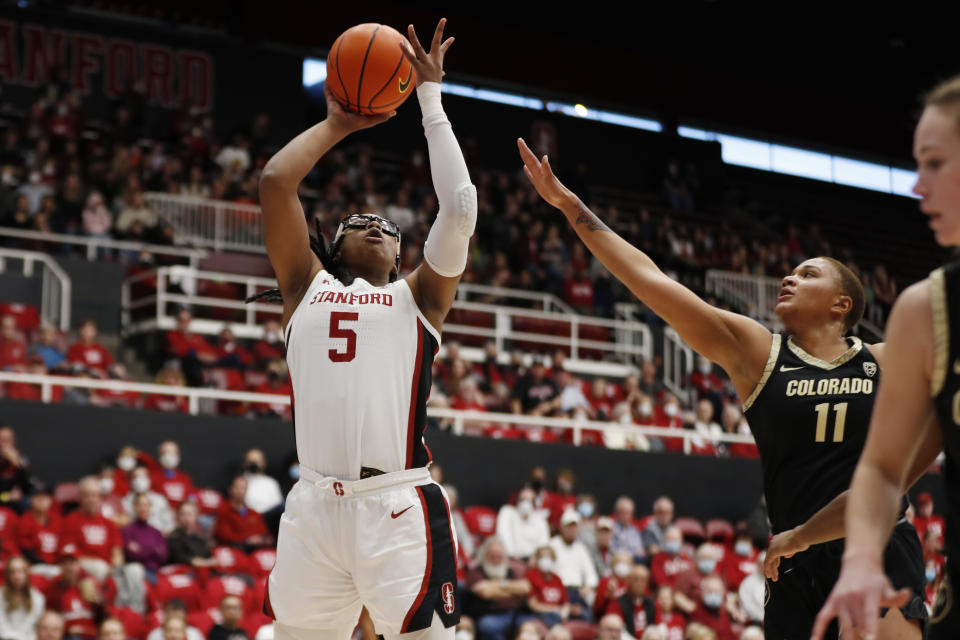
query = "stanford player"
(255, 19, 475, 640)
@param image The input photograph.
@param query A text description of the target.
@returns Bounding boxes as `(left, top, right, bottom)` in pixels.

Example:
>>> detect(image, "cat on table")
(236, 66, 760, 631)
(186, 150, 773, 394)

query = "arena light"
(574, 103, 589, 117)
(302, 60, 327, 87)
(678, 125, 918, 198)
(546, 101, 662, 132)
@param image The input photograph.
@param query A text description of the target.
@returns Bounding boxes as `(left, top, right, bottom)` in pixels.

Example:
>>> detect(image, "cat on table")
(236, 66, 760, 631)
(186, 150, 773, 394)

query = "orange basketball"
(326, 23, 417, 115)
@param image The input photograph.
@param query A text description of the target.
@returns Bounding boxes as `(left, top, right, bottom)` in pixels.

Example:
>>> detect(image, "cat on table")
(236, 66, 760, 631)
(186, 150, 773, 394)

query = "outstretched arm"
(260, 85, 395, 323)
(517, 139, 771, 396)
(404, 19, 477, 332)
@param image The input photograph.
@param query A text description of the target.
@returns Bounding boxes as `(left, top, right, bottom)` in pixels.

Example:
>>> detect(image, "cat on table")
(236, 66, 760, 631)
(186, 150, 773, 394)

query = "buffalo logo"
(441, 582, 455, 614)
(399, 67, 414, 93)
(863, 362, 877, 377)
(333, 481, 344, 497)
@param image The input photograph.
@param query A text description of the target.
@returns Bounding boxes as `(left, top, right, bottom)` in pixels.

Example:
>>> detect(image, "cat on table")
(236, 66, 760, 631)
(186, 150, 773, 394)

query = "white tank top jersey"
(284, 269, 441, 480)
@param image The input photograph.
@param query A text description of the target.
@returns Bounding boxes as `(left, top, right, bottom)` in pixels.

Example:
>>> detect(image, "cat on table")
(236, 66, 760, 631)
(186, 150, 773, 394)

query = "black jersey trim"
(742, 333, 781, 411)
(786, 335, 863, 370)
(930, 267, 949, 397)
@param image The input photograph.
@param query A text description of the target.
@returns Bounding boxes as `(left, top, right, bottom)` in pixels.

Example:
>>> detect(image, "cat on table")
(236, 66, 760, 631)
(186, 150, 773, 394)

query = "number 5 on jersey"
(814, 402, 848, 442)
(329, 311, 358, 362)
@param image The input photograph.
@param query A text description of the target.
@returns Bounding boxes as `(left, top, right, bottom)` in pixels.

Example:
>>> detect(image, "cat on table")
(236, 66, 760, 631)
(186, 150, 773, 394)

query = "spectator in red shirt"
(605, 564, 656, 638)
(653, 586, 686, 640)
(913, 492, 946, 544)
(0, 426, 34, 510)
(563, 267, 594, 314)
(593, 551, 631, 619)
(250, 360, 292, 420)
(0, 315, 28, 371)
(650, 527, 693, 590)
(213, 476, 270, 551)
(43, 544, 83, 611)
(525, 546, 573, 629)
(62, 477, 124, 580)
(17, 488, 61, 565)
(720, 528, 757, 591)
(673, 544, 722, 614)
(686, 576, 736, 640)
(214, 328, 252, 369)
(150, 441, 194, 508)
(60, 577, 104, 640)
(67, 320, 114, 378)
(924, 529, 946, 603)
(143, 365, 189, 413)
(251, 320, 284, 365)
(166, 309, 217, 386)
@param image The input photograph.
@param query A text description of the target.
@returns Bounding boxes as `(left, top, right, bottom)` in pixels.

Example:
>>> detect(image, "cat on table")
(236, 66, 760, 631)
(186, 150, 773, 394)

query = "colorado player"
(257, 20, 475, 640)
(814, 75, 960, 640)
(517, 138, 926, 639)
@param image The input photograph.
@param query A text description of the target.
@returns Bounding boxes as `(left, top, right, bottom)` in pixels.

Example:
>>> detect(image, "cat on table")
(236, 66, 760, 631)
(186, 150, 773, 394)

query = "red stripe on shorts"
(405, 319, 425, 469)
(401, 486, 433, 633)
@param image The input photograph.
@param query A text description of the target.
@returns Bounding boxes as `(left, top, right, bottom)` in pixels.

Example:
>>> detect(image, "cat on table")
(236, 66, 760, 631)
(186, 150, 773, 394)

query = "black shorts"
(930, 566, 960, 640)
(765, 520, 928, 640)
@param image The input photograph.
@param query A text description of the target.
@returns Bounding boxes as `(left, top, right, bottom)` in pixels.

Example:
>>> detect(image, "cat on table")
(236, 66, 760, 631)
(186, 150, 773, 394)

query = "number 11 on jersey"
(814, 402, 848, 442)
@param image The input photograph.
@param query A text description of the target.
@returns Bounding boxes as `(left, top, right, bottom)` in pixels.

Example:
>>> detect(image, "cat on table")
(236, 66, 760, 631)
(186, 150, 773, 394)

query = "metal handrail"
(0, 227, 208, 267)
(0, 248, 71, 330)
(0, 372, 756, 450)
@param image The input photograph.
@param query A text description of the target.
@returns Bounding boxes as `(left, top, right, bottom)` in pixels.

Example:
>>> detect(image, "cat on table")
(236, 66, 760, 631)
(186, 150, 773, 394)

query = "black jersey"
(931, 262, 960, 579)
(744, 333, 880, 534)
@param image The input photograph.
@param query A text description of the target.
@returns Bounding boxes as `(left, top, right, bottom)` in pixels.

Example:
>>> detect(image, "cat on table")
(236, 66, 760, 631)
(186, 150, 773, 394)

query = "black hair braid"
(244, 219, 348, 305)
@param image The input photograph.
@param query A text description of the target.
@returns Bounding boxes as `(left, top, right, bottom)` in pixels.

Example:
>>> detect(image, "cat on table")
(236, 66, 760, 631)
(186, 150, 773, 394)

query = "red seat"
(153, 573, 204, 611)
(0, 303, 39, 331)
(463, 506, 497, 539)
(564, 621, 597, 640)
(706, 518, 735, 544)
(249, 548, 277, 577)
(53, 482, 79, 507)
(674, 517, 707, 544)
(211, 545, 252, 575)
(204, 574, 254, 614)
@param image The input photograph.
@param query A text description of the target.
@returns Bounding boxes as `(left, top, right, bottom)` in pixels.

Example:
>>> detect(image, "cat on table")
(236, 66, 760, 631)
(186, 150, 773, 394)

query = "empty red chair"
(153, 573, 204, 611)
(211, 545, 252, 575)
(249, 548, 277, 577)
(53, 482, 79, 507)
(204, 574, 254, 614)
(674, 517, 707, 544)
(706, 519, 735, 545)
(0, 303, 39, 331)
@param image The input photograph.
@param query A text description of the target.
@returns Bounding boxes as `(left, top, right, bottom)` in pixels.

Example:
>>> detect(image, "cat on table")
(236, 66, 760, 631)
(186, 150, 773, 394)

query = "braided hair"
(245, 217, 396, 305)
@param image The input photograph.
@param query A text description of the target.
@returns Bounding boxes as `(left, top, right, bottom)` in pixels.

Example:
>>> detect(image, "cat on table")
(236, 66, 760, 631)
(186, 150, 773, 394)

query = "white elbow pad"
(423, 183, 477, 278)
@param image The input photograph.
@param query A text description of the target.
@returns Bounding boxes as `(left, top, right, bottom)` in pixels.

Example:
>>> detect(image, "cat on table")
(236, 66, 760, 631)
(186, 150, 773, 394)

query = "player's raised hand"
(810, 553, 911, 640)
(324, 82, 395, 134)
(764, 528, 809, 581)
(518, 137, 577, 210)
(401, 18, 454, 86)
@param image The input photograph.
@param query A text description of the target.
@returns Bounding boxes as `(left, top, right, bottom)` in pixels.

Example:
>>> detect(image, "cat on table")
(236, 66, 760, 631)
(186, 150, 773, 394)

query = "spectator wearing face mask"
(121, 466, 175, 535)
(589, 516, 616, 577)
(149, 441, 194, 508)
(611, 497, 645, 562)
(525, 546, 574, 629)
(652, 395, 685, 453)
(549, 509, 597, 619)
(642, 497, 675, 556)
(652, 586, 686, 640)
(112, 446, 141, 498)
(686, 577, 735, 640)
(242, 449, 283, 514)
(251, 320, 285, 364)
(62, 477, 123, 580)
(673, 544, 723, 615)
(720, 527, 757, 591)
(496, 487, 549, 561)
(650, 527, 692, 590)
(464, 537, 531, 640)
(593, 552, 631, 620)
(923, 529, 946, 604)
(17, 488, 61, 566)
(604, 564, 655, 639)
(575, 495, 599, 551)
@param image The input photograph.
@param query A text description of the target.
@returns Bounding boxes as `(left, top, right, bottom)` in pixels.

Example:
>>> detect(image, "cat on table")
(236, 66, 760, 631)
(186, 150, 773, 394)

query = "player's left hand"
(764, 528, 809, 581)
(401, 18, 454, 86)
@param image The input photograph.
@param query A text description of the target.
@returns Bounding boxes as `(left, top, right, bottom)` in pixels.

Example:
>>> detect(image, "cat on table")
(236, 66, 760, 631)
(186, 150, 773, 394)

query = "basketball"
(326, 23, 417, 115)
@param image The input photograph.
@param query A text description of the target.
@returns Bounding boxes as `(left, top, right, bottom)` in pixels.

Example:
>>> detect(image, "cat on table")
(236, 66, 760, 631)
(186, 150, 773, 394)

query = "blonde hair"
(2, 557, 32, 614)
(926, 74, 960, 132)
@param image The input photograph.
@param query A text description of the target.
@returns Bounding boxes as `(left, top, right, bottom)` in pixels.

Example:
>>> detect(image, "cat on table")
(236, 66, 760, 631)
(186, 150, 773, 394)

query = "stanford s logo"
(333, 482, 344, 497)
(399, 67, 414, 93)
(441, 582, 455, 614)
(863, 362, 877, 377)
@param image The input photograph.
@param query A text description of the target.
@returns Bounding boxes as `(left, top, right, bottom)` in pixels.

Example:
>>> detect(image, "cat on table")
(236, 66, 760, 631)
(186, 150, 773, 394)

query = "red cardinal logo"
(441, 582, 455, 614)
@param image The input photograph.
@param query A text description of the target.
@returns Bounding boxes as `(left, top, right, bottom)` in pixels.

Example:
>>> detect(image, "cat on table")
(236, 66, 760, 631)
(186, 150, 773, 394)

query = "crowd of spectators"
(0, 425, 943, 640)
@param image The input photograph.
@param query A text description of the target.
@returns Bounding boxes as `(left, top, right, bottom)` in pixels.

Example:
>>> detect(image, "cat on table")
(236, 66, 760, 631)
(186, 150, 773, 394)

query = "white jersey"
(285, 269, 440, 480)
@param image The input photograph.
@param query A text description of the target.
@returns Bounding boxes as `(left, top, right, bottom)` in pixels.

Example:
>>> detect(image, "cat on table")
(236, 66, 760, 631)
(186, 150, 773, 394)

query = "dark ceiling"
(42, 1, 960, 165)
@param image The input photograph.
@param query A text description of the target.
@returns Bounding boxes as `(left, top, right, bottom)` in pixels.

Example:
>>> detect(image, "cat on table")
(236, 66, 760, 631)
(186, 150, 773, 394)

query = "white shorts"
(265, 466, 460, 636)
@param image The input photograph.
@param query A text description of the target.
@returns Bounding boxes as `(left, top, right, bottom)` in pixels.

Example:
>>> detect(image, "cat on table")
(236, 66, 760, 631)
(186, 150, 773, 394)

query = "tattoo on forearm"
(574, 203, 611, 233)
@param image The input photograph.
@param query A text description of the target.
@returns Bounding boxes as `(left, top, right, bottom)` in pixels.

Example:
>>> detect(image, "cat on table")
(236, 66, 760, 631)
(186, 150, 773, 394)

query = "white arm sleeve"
(417, 82, 477, 277)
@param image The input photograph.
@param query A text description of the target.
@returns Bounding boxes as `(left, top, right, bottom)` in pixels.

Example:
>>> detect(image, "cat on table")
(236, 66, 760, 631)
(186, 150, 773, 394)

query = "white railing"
(663, 326, 695, 404)
(0, 372, 757, 451)
(144, 193, 264, 253)
(0, 248, 71, 330)
(121, 267, 654, 365)
(456, 284, 573, 314)
(705, 269, 884, 340)
(705, 270, 783, 329)
(0, 227, 208, 267)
